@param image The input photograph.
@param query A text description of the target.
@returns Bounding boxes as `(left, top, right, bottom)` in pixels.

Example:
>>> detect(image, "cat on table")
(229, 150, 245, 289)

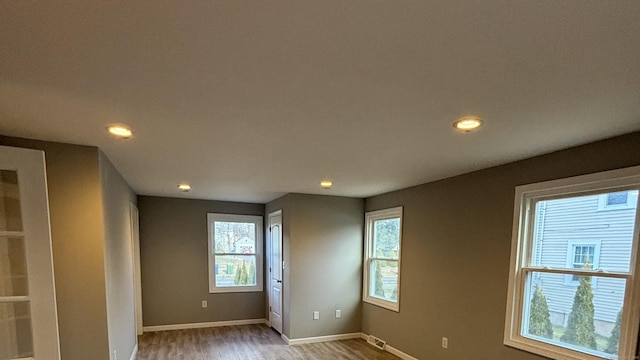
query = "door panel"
(0, 146, 60, 360)
(268, 210, 283, 334)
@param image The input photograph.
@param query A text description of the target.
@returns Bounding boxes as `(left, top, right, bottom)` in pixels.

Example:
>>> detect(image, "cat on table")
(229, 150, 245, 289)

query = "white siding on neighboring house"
(533, 192, 637, 328)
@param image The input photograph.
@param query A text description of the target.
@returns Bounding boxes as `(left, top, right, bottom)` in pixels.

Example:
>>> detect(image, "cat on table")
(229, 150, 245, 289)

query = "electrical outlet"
(313, 311, 319, 320)
(442, 337, 448, 349)
(335, 309, 341, 318)
(202, 300, 208, 308)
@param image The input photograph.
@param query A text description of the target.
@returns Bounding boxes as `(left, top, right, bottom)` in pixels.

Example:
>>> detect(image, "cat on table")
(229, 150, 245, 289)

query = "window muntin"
(363, 207, 402, 312)
(207, 213, 263, 293)
(504, 166, 640, 360)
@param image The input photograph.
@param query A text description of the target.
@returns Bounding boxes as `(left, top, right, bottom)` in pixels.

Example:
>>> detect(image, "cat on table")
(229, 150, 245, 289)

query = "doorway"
(268, 210, 283, 334)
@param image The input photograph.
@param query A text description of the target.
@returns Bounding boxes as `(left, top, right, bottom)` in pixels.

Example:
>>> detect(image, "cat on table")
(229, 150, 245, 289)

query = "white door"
(268, 210, 283, 334)
(130, 203, 143, 336)
(0, 146, 60, 360)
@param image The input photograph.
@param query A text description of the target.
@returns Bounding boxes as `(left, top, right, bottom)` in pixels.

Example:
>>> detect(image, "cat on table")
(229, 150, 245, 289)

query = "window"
(564, 240, 601, 286)
(598, 191, 638, 211)
(504, 166, 640, 360)
(207, 213, 263, 293)
(363, 207, 402, 312)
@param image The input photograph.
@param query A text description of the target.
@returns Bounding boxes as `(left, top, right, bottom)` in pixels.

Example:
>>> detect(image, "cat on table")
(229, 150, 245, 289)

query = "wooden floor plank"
(135, 324, 400, 360)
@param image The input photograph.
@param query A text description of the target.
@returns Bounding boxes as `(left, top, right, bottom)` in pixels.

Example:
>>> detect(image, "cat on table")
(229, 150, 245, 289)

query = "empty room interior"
(1, 1, 640, 360)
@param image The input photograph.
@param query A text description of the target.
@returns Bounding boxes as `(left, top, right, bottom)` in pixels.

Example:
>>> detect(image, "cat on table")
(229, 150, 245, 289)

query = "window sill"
(504, 335, 612, 360)
(209, 285, 263, 294)
(363, 296, 399, 312)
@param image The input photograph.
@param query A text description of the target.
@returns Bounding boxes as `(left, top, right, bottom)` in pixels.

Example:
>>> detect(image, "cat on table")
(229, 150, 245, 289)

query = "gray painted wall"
(0, 137, 111, 360)
(267, 194, 364, 339)
(362, 131, 640, 360)
(99, 152, 138, 360)
(138, 196, 265, 326)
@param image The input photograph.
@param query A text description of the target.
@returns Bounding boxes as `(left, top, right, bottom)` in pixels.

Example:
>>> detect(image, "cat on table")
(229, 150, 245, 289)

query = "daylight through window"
(207, 213, 263, 293)
(363, 207, 403, 312)
(504, 166, 640, 360)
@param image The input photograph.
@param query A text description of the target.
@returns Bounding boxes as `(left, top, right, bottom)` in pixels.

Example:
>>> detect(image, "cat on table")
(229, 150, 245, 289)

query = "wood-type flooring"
(135, 324, 400, 360)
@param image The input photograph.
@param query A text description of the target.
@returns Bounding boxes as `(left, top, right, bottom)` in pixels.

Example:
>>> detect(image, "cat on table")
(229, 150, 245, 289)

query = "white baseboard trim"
(129, 344, 138, 360)
(283, 332, 362, 345)
(142, 318, 267, 332)
(385, 344, 419, 360)
(361, 332, 418, 360)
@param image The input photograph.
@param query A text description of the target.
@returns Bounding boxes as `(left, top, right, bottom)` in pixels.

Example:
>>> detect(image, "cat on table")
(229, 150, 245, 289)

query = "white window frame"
(563, 240, 601, 287)
(207, 213, 263, 293)
(504, 165, 640, 360)
(363, 206, 403, 312)
(597, 191, 639, 211)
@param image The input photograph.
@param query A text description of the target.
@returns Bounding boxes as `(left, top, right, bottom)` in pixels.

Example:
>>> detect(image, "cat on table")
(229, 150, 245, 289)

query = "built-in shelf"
(0, 296, 29, 303)
(0, 231, 25, 237)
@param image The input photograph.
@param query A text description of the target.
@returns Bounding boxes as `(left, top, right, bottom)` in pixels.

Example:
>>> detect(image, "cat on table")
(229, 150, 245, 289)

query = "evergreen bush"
(239, 261, 248, 285)
(560, 274, 597, 349)
(528, 285, 553, 338)
(605, 310, 622, 354)
(374, 261, 384, 297)
(234, 262, 242, 284)
(248, 261, 256, 285)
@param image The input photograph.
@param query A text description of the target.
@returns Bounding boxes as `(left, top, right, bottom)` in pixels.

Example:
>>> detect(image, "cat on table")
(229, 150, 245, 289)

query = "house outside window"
(363, 207, 403, 312)
(504, 167, 640, 360)
(207, 213, 263, 293)
(597, 191, 638, 211)
(565, 240, 601, 285)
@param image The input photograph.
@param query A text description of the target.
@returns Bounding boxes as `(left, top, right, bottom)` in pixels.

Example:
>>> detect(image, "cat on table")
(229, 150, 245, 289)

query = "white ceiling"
(1, 1, 639, 203)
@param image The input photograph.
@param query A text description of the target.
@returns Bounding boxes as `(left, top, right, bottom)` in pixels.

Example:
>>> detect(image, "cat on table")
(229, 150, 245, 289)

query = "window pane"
(0, 171, 23, 232)
(531, 191, 637, 272)
(606, 192, 628, 206)
(0, 237, 29, 296)
(214, 221, 256, 254)
(572, 246, 594, 269)
(373, 218, 400, 258)
(0, 301, 33, 359)
(524, 271, 625, 357)
(214, 255, 257, 287)
(369, 259, 398, 302)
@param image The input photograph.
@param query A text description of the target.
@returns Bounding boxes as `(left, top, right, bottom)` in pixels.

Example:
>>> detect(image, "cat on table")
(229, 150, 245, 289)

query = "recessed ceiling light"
(107, 124, 133, 139)
(453, 116, 484, 132)
(320, 180, 333, 189)
(178, 183, 192, 192)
